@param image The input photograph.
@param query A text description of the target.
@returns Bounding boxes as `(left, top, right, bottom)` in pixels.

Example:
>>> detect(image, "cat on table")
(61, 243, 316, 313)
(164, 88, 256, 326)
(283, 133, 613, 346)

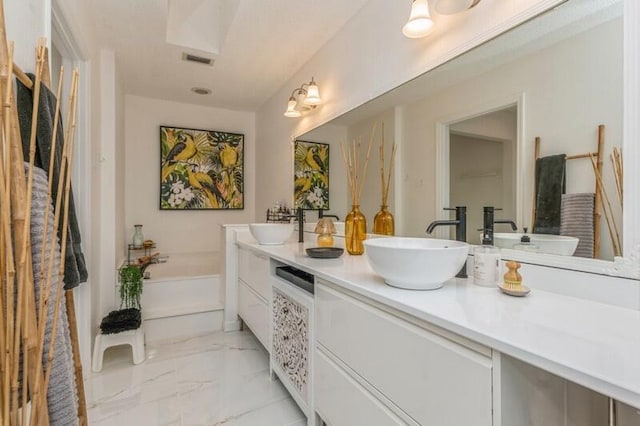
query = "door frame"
(434, 93, 525, 239)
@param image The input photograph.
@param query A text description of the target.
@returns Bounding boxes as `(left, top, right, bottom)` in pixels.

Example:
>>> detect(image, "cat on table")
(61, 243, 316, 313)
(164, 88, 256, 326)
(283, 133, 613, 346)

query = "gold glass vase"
(373, 205, 394, 236)
(345, 205, 367, 255)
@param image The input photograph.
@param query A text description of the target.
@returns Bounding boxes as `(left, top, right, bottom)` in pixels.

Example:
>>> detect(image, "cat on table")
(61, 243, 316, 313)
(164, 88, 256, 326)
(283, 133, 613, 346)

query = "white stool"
(92, 325, 146, 372)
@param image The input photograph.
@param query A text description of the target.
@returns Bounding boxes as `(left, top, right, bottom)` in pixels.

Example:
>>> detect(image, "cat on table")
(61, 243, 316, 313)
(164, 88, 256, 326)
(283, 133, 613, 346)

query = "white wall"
(399, 18, 622, 259)
(254, 0, 563, 221)
(5, 0, 50, 67)
(124, 94, 255, 254)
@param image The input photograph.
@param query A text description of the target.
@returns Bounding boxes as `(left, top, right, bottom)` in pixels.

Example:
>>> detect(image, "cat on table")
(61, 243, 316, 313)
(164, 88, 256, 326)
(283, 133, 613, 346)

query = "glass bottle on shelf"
(132, 224, 144, 247)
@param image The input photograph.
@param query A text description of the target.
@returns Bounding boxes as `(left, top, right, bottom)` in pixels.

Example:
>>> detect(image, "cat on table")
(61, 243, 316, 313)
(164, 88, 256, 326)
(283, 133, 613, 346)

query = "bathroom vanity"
(223, 226, 640, 425)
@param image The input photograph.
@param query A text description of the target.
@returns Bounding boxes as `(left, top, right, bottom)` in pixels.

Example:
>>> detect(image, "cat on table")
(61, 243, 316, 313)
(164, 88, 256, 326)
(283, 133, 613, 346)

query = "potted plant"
(119, 264, 143, 309)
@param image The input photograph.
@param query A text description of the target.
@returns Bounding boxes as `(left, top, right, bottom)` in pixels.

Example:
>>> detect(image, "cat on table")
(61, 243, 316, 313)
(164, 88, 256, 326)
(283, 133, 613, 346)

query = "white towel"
(560, 193, 595, 258)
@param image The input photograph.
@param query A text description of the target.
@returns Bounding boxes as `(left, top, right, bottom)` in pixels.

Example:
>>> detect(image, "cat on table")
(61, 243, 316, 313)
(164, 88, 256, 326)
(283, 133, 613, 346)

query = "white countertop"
(236, 235, 640, 409)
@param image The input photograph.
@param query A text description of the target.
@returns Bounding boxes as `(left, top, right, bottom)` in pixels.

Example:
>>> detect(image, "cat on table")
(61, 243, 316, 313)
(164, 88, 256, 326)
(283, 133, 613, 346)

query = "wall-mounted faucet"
(481, 206, 517, 245)
(426, 206, 467, 278)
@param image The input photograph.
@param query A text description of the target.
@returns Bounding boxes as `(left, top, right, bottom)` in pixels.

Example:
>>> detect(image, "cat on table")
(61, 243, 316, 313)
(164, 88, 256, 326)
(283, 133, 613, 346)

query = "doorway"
(436, 101, 522, 243)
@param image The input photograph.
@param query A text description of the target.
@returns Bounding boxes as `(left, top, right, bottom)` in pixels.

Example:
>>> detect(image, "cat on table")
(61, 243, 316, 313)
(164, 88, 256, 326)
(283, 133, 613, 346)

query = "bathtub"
(139, 251, 223, 341)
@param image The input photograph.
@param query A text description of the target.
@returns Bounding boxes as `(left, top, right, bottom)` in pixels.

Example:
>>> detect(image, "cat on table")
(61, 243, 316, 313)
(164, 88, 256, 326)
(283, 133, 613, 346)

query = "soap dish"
(306, 247, 344, 259)
(498, 283, 531, 297)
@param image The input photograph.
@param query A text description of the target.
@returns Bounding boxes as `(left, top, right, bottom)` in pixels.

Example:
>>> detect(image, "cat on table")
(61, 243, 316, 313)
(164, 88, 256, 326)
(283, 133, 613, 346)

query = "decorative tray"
(306, 247, 344, 259)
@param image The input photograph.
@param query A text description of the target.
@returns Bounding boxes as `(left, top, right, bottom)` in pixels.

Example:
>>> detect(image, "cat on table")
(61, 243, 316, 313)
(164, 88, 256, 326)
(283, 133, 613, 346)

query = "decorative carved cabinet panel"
(272, 287, 309, 401)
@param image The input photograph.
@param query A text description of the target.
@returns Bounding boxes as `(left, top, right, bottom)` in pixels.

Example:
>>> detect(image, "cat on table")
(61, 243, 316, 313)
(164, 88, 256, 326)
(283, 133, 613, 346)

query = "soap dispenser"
(473, 236, 501, 287)
(512, 227, 539, 253)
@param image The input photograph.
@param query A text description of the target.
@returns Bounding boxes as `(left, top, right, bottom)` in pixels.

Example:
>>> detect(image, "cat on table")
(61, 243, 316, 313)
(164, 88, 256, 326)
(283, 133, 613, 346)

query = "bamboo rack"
(531, 125, 605, 258)
(0, 0, 87, 423)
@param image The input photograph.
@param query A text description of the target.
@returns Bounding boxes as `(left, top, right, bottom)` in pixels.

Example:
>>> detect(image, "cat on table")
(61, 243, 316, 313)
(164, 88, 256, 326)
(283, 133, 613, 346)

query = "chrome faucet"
(426, 206, 467, 278)
(481, 206, 517, 245)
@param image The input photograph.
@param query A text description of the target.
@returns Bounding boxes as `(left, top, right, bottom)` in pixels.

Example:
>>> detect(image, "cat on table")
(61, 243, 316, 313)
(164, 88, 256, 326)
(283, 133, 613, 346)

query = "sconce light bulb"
(403, 0, 434, 38)
(284, 97, 301, 118)
(304, 78, 322, 105)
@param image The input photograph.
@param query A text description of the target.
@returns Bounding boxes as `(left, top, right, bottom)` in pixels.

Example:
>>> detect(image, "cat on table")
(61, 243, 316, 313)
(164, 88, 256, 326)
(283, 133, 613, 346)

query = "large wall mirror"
(299, 0, 633, 275)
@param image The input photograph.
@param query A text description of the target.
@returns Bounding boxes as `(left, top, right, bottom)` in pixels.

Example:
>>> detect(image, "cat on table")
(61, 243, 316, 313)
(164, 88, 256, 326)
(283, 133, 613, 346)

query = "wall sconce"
(284, 77, 322, 118)
(402, 0, 482, 39)
(402, 0, 434, 38)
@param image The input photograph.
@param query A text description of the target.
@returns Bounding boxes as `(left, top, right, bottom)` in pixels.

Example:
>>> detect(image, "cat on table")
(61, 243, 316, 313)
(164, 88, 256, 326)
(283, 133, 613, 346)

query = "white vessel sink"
(363, 237, 469, 290)
(493, 233, 579, 256)
(249, 223, 294, 245)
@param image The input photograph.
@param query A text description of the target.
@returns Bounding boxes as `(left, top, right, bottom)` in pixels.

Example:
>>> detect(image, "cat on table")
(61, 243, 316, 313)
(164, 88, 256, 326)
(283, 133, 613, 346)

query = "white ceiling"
(85, 0, 370, 111)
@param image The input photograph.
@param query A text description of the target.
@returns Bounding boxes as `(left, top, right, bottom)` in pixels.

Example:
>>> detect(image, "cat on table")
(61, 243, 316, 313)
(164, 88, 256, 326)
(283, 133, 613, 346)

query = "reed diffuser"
(373, 122, 397, 236)
(340, 122, 377, 255)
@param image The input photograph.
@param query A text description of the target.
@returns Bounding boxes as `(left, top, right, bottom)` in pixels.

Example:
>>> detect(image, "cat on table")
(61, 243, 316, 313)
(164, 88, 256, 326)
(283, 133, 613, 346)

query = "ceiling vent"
(182, 52, 214, 66)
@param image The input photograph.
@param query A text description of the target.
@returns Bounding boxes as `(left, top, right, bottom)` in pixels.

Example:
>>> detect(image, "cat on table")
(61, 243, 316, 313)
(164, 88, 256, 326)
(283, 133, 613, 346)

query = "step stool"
(92, 325, 145, 372)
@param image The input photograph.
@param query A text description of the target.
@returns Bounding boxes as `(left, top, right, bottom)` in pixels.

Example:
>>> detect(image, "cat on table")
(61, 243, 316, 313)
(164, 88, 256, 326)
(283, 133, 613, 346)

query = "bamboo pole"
(18, 39, 46, 426)
(590, 153, 621, 257)
(42, 69, 79, 403)
(31, 69, 78, 425)
(593, 125, 605, 259)
(0, 42, 14, 426)
(36, 66, 63, 328)
(65, 290, 88, 425)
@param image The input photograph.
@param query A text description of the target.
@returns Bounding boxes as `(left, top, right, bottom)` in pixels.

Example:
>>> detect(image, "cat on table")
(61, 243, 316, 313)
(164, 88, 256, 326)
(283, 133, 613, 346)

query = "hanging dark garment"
(16, 74, 88, 289)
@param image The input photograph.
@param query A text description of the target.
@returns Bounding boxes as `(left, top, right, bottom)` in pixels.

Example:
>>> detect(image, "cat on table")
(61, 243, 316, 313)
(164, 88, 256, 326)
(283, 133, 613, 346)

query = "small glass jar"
(133, 224, 144, 247)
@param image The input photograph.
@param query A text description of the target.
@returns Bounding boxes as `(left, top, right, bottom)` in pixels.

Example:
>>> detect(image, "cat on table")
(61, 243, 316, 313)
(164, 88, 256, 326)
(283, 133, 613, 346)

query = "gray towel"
(534, 154, 566, 235)
(560, 193, 595, 258)
(27, 164, 80, 425)
(16, 75, 88, 289)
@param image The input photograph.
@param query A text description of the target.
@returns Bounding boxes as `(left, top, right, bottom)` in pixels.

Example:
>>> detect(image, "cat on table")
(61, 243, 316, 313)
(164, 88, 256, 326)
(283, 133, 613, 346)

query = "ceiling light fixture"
(284, 77, 322, 118)
(432, 0, 482, 15)
(402, 0, 434, 38)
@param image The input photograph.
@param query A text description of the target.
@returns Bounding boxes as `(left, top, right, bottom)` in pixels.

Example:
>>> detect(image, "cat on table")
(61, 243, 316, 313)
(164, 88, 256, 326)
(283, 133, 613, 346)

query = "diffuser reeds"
(340, 122, 378, 206)
(378, 122, 397, 207)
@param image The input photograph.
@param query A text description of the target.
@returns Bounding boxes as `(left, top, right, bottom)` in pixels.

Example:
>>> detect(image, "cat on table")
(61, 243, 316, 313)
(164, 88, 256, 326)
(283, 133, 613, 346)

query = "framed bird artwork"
(293, 140, 329, 210)
(160, 126, 244, 210)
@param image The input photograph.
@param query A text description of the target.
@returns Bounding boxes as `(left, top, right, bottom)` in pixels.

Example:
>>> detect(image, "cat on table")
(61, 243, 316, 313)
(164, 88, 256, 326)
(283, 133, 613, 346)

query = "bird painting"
(160, 126, 244, 210)
(293, 140, 329, 210)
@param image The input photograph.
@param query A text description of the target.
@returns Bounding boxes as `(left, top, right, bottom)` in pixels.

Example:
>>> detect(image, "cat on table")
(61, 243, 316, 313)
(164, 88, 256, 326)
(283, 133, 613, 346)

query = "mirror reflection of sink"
(363, 237, 469, 290)
(493, 233, 579, 256)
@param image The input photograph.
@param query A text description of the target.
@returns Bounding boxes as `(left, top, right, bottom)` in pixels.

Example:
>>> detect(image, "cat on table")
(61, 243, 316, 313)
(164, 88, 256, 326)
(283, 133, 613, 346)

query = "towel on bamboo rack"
(27, 164, 80, 426)
(533, 154, 566, 235)
(560, 193, 595, 258)
(16, 74, 88, 289)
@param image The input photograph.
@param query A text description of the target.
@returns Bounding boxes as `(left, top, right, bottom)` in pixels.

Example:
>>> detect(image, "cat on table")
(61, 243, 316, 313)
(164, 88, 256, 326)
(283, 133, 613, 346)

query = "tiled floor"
(86, 330, 306, 426)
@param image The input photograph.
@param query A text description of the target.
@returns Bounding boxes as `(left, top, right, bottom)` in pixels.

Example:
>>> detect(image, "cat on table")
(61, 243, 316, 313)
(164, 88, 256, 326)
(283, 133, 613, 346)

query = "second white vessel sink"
(249, 223, 294, 245)
(363, 237, 469, 290)
(493, 233, 579, 256)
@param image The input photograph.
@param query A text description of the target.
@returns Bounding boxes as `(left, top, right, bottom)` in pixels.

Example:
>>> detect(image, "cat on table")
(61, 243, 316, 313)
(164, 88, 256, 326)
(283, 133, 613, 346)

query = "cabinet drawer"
(315, 348, 411, 426)
(238, 280, 269, 350)
(316, 283, 493, 426)
(238, 248, 270, 300)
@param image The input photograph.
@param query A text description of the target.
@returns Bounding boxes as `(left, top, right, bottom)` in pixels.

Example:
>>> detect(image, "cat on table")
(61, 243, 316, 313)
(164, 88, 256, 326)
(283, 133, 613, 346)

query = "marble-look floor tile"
(86, 330, 305, 426)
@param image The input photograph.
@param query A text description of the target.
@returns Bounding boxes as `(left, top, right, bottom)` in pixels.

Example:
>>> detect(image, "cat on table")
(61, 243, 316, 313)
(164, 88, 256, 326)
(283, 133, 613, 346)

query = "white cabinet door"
(238, 280, 269, 349)
(315, 348, 413, 426)
(238, 248, 270, 300)
(316, 283, 493, 426)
